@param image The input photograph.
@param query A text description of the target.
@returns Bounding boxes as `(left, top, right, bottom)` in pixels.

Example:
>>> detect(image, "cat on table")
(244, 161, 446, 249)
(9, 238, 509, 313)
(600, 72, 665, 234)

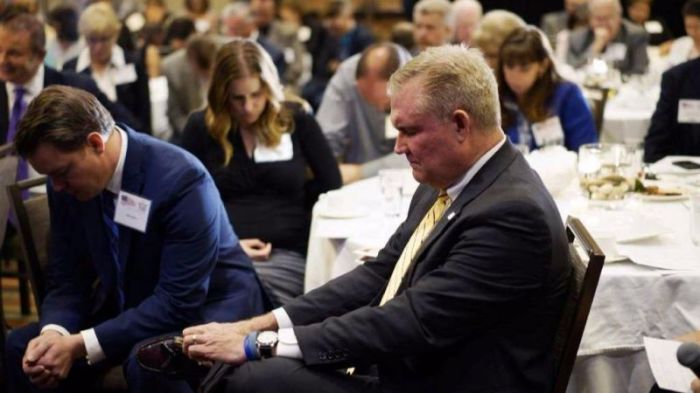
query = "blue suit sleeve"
(558, 83, 598, 151)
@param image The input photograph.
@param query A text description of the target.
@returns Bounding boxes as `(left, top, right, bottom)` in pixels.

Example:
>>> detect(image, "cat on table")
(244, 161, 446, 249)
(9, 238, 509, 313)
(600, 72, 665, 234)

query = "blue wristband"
(243, 331, 259, 361)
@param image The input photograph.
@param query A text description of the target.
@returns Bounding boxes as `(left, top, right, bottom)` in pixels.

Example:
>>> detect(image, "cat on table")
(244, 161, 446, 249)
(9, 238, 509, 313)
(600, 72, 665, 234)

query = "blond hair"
(472, 10, 525, 57)
(205, 39, 292, 166)
(79, 2, 121, 36)
(389, 45, 500, 131)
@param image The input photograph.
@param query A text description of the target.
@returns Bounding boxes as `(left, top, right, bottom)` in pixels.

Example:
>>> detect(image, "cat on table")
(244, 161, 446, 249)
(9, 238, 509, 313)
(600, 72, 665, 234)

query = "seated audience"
(162, 33, 215, 142)
(412, 0, 453, 54)
(4, 85, 265, 393)
(451, 0, 483, 46)
(176, 44, 572, 393)
(251, 0, 307, 88)
(626, 0, 673, 46)
(181, 39, 341, 306)
(391, 20, 416, 51)
(316, 43, 412, 184)
(667, 0, 700, 67)
(472, 9, 526, 69)
(566, 0, 649, 74)
(643, 57, 700, 162)
(541, 0, 589, 49)
(45, 4, 84, 71)
(498, 26, 598, 152)
(64, 2, 152, 133)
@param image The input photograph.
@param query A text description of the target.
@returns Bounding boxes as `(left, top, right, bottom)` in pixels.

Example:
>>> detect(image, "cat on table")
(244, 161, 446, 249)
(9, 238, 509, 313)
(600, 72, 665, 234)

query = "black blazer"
(284, 142, 572, 393)
(64, 50, 151, 134)
(644, 58, 700, 162)
(0, 66, 140, 142)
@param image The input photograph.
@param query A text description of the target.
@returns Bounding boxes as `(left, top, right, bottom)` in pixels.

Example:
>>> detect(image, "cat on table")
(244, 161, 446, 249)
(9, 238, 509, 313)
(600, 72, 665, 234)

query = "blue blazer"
(39, 127, 265, 361)
(505, 81, 598, 152)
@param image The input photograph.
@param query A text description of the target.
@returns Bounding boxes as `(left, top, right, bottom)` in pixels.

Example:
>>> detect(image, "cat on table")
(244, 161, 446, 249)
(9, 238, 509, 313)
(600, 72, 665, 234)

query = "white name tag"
(384, 115, 399, 139)
(112, 63, 138, 86)
(605, 43, 628, 62)
(678, 99, 700, 124)
(114, 191, 152, 233)
(644, 21, 663, 34)
(254, 133, 294, 162)
(531, 116, 565, 147)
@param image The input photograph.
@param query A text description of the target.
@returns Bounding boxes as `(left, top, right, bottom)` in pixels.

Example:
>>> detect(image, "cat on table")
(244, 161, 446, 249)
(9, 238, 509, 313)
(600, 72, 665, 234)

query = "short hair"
(0, 12, 45, 55)
(221, 2, 254, 22)
(452, 0, 483, 23)
(472, 10, 525, 56)
(186, 33, 217, 71)
(79, 2, 121, 37)
(413, 0, 453, 27)
(391, 21, 415, 50)
(589, 0, 622, 14)
(15, 86, 115, 157)
(683, 0, 700, 17)
(356, 43, 411, 80)
(165, 17, 196, 44)
(326, 0, 353, 18)
(47, 4, 79, 42)
(389, 45, 500, 131)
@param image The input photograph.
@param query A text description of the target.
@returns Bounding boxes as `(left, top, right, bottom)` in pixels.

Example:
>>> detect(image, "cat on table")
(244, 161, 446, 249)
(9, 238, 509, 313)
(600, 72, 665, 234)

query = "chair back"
(582, 86, 609, 134)
(551, 216, 606, 393)
(0, 143, 18, 243)
(7, 177, 50, 309)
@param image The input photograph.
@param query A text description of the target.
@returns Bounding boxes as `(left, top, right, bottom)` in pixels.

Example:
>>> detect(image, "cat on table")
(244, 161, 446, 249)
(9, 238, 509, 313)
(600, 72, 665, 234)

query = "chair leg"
(16, 261, 30, 316)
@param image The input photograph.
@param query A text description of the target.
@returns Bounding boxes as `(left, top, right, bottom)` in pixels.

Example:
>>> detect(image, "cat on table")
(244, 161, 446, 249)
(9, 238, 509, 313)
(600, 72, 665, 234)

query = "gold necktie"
(380, 192, 451, 305)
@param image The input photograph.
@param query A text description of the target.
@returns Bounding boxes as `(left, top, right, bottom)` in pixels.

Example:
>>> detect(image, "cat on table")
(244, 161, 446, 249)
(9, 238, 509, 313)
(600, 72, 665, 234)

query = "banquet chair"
(7, 176, 127, 391)
(551, 216, 606, 393)
(582, 86, 609, 134)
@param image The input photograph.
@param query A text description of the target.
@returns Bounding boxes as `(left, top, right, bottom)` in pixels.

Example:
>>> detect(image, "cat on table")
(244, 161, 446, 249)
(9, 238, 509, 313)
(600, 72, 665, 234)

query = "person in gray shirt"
(316, 43, 411, 183)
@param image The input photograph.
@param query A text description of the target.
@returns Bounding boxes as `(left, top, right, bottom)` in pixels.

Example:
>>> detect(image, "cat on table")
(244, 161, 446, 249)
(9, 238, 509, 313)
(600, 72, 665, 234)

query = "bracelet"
(243, 331, 259, 361)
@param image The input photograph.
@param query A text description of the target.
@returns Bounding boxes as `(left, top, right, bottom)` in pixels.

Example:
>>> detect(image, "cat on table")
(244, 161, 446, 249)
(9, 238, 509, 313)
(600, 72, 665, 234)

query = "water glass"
(691, 191, 700, 246)
(379, 169, 404, 217)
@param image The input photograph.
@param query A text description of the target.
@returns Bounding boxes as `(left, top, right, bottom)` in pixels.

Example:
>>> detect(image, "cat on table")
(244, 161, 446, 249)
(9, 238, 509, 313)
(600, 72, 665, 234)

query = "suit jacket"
(161, 49, 206, 142)
(64, 51, 152, 134)
(0, 66, 138, 143)
(540, 10, 569, 49)
(39, 127, 266, 361)
(644, 58, 700, 162)
(567, 19, 649, 74)
(283, 141, 571, 393)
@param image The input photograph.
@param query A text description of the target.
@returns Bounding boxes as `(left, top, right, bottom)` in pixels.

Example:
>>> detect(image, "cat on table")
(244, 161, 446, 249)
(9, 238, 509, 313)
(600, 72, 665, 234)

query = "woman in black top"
(182, 39, 342, 306)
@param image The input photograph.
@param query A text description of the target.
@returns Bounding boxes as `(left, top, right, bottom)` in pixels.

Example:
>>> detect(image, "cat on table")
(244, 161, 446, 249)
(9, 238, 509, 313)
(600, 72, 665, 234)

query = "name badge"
(254, 133, 294, 162)
(678, 99, 700, 124)
(605, 43, 628, 62)
(112, 63, 138, 86)
(644, 21, 663, 34)
(114, 191, 152, 233)
(384, 115, 399, 139)
(531, 116, 565, 147)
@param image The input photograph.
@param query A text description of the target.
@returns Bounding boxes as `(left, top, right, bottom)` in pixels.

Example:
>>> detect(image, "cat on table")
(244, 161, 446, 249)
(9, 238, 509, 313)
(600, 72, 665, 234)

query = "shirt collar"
(105, 126, 128, 194)
(76, 44, 126, 73)
(445, 135, 507, 201)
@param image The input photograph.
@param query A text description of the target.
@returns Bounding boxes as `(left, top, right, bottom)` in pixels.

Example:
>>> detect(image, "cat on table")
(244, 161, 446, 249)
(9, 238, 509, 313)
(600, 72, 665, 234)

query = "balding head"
(452, 0, 482, 45)
(589, 0, 622, 39)
(355, 43, 411, 112)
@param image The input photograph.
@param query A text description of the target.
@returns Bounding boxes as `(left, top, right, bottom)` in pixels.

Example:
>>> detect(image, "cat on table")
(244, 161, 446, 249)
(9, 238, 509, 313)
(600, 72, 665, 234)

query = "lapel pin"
(447, 212, 455, 220)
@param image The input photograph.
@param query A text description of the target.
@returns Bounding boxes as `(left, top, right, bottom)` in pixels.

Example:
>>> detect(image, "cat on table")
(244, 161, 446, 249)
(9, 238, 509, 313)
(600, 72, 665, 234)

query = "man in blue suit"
(4, 85, 266, 393)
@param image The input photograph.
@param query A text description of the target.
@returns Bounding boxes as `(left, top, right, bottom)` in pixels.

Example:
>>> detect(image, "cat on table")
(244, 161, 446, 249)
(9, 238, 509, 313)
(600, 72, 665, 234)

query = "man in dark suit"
(567, 0, 649, 74)
(0, 11, 138, 144)
(177, 45, 572, 393)
(3, 85, 266, 393)
(644, 58, 700, 162)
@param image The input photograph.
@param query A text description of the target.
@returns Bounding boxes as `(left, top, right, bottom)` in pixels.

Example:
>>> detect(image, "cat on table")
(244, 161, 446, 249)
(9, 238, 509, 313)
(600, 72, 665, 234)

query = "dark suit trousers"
(4, 323, 196, 393)
(200, 357, 381, 393)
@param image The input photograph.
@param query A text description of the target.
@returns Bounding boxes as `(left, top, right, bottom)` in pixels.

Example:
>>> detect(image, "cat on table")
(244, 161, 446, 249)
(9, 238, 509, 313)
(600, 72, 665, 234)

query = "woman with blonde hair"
(182, 39, 341, 306)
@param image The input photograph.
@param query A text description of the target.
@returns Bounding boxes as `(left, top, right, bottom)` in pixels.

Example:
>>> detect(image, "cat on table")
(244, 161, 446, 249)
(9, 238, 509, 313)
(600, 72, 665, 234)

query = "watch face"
(257, 331, 278, 346)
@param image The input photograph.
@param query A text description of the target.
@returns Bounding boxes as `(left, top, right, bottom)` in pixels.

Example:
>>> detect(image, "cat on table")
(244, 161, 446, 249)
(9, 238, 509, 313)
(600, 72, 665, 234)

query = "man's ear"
(86, 132, 106, 154)
(452, 109, 471, 142)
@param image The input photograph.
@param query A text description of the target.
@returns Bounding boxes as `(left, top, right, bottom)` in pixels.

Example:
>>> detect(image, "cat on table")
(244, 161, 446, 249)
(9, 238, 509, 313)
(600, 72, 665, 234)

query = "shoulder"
(621, 19, 648, 40)
(183, 110, 209, 134)
(665, 57, 700, 79)
(128, 128, 209, 181)
(554, 80, 583, 98)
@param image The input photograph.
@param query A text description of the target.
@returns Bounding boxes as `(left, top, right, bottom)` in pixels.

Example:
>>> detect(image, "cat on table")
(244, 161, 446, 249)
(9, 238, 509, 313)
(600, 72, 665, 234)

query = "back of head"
(47, 4, 79, 42)
(391, 21, 415, 50)
(684, 0, 700, 17)
(79, 2, 121, 37)
(186, 33, 217, 72)
(165, 17, 196, 45)
(389, 44, 500, 131)
(15, 85, 115, 158)
(0, 11, 45, 55)
(356, 43, 412, 81)
(472, 10, 526, 60)
(413, 0, 453, 27)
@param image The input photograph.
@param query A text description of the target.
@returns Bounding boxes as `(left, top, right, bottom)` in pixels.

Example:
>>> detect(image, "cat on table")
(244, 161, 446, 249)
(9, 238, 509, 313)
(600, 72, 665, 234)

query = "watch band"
(243, 331, 260, 361)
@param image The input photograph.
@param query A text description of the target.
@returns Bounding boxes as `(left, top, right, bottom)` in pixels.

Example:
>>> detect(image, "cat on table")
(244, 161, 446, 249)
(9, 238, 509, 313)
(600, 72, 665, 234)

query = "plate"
(581, 211, 670, 244)
(316, 201, 369, 219)
(605, 254, 629, 263)
(633, 191, 689, 202)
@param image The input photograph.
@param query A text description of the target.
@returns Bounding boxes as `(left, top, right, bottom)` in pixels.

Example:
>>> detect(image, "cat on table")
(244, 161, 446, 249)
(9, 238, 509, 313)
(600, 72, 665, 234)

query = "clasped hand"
(22, 331, 84, 389)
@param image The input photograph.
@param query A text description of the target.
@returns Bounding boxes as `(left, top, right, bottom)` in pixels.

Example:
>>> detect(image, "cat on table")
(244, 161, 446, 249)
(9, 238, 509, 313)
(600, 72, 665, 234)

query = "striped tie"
(380, 192, 451, 305)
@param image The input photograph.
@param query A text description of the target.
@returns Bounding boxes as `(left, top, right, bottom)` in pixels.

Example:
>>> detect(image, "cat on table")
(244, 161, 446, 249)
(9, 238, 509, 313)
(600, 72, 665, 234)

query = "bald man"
(316, 43, 411, 183)
(567, 0, 649, 74)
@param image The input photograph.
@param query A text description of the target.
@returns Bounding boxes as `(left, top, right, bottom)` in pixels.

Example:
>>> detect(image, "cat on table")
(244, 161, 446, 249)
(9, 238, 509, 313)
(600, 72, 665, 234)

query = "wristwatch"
(256, 331, 279, 359)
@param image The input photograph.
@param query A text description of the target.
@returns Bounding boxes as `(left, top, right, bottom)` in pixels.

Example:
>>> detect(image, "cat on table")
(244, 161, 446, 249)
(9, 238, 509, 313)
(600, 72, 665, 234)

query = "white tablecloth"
(601, 84, 659, 145)
(305, 170, 700, 393)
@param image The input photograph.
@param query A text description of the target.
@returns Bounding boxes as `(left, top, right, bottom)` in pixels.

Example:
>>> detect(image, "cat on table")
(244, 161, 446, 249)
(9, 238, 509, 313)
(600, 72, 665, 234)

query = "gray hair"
(389, 45, 500, 131)
(413, 0, 453, 27)
(589, 0, 623, 15)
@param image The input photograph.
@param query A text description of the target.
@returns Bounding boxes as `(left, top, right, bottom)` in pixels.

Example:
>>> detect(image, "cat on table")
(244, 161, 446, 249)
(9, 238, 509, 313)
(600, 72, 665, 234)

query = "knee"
(5, 324, 37, 364)
(218, 358, 305, 393)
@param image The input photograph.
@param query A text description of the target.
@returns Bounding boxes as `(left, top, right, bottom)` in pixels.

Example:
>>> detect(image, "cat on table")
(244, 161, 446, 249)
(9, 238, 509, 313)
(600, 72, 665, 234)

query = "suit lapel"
(401, 142, 519, 286)
(0, 82, 8, 143)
